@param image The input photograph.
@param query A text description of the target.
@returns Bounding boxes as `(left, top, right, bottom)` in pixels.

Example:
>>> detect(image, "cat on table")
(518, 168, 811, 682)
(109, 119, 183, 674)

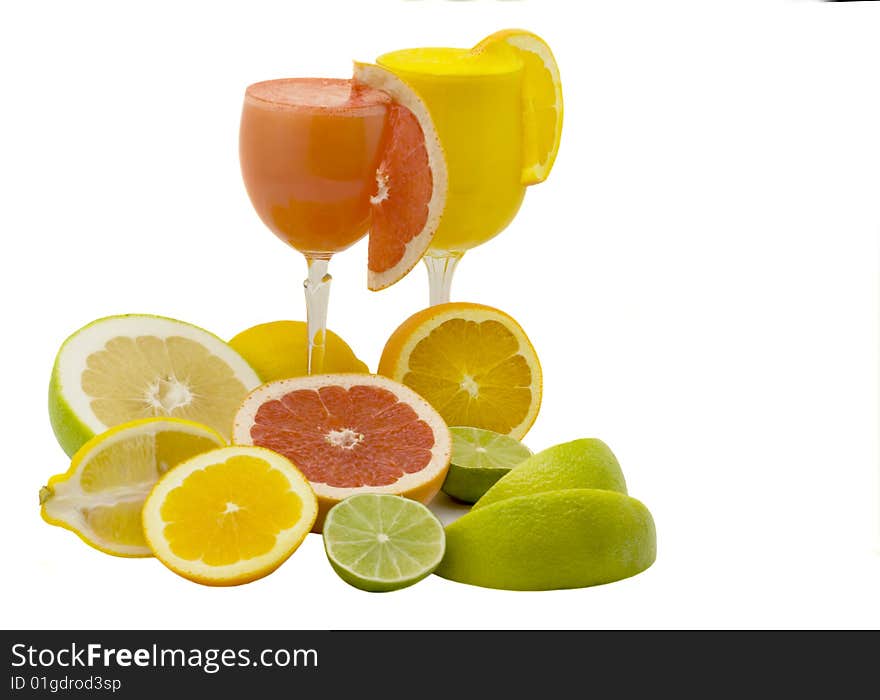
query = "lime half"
(441, 427, 532, 504)
(323, 494, 445, 592)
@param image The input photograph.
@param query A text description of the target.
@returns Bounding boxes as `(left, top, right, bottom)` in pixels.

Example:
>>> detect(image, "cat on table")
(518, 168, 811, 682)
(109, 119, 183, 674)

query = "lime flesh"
(442, 427, 532, 503)
(323, 494, 445, 592)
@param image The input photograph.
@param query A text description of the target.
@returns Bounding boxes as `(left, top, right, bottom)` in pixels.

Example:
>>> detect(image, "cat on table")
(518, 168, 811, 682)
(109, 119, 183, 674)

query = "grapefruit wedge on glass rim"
(355, 62, 448, 291)
(233, 374, 452, 531)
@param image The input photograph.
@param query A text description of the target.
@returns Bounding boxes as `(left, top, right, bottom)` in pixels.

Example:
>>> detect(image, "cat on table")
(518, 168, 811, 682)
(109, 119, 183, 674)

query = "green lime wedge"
(441, 427, 532, 504)
(322, 494, 445, 592)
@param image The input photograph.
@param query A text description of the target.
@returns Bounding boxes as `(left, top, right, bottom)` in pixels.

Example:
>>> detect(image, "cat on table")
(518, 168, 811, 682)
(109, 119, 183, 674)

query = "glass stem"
(424, 252, 463, 306)
(304, 257, 331, 375)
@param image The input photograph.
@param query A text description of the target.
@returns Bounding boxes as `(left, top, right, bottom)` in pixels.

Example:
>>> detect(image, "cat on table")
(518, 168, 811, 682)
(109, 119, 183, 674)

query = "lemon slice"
(378, 302, 542, 440)
(474, 30, 563, 185)
(40, 417, 225, 557)
(142, 446, 318, 586)
(49, 314, 261, 456)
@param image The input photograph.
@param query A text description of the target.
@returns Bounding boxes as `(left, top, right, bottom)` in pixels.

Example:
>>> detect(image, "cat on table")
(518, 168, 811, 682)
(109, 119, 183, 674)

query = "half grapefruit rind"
(472, 29, 564, 185)
(232, 373, 452, 532)
(353, 63, 448, 291)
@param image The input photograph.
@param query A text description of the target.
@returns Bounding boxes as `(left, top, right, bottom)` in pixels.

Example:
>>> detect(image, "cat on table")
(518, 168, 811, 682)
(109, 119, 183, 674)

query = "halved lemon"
(474, 29, 563, 185)
(142, 446, 318, 586)
(49, 314, 261, 456)
(40, 417, 225, 557)
(378, 302, 542, 440)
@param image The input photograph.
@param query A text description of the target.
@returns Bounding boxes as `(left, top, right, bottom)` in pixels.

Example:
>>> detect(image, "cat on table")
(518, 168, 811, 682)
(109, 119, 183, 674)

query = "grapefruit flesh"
(233, 374, 451, 531)
(354, 63, 448, 291)
(251, 385, 434, 487)
(369, 104, 433, 275)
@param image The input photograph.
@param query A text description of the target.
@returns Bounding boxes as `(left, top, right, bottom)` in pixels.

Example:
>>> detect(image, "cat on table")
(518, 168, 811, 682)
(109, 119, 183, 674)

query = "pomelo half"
(233, 374, 452, 531)
(354, 63, 448, 291)
(49, 315, 261, 456)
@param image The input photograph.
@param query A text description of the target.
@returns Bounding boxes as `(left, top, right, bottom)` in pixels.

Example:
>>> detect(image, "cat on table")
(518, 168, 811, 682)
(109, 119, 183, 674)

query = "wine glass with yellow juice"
(377, 30, 563, 305)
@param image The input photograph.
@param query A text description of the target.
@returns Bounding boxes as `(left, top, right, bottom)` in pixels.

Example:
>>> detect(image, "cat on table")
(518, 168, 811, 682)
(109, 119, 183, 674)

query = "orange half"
(379, 302, 542, 440)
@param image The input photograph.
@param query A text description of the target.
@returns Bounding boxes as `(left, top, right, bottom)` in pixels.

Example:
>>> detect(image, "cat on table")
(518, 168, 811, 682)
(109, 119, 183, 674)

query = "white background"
(1, 0, 878, 630)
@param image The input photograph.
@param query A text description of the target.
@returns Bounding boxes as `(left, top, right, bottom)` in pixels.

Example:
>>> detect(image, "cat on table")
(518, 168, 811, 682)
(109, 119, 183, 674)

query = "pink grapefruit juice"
(240, 78, 390, 258)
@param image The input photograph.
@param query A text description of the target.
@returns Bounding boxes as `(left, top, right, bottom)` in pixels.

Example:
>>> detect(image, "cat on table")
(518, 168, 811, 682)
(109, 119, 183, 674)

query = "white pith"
(145, 377, 194, 412)
(326, 427, 365, 450)
(233, 373, 452, 500)
(370, 168, 390, 205)
(460, 375, 479, 398)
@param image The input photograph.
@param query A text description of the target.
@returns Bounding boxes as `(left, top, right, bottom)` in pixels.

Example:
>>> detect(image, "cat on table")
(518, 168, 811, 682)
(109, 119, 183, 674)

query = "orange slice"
(379, 302, 542, 440)
(142, 446, 318, 586)
(354, 63, 448, 291)
(473, 30, 563, 185)
(233, 373, 452, 532)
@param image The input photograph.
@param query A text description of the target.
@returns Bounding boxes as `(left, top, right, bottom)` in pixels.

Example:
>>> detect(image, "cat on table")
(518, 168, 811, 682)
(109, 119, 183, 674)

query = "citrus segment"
(473, 30, 563, 185)
(49, 315, 261, 456)
(353, 63, 448, 291)
(436, 489, 656, 591)
(475, 438, 627, 509)
(40, 417, 225, 557)
(142, 446, 318, 586)
(441, 427, 532, 504)
(323, 494, 445, 592)
(378, 302, 542, 440)
(233, 374, 452, 532)
(228, 320, 369, 381)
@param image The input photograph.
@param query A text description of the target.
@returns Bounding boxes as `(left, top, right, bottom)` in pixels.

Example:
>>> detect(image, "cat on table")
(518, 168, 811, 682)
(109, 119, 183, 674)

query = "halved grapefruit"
(354, 63, 448, 291)
(233, 374, 452, 531)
